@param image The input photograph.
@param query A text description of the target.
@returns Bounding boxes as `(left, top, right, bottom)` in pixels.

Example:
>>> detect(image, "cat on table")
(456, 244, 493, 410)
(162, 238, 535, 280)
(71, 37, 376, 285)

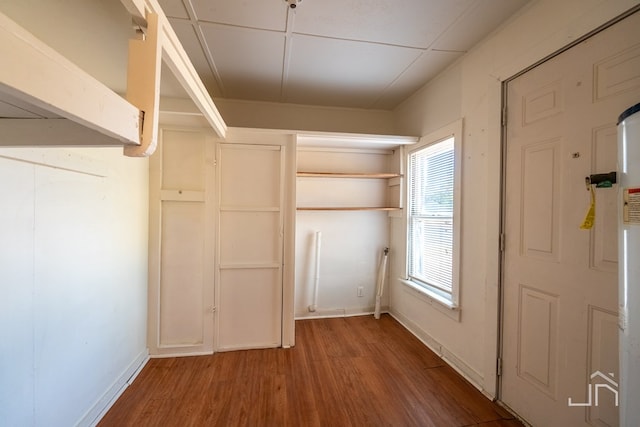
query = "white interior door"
(217, 143, 285, 351)
(501, 11, 640, 427)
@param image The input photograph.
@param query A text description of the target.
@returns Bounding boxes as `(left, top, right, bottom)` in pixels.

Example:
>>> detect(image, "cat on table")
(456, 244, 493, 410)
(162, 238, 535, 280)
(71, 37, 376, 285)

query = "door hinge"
(497, 358, 503, 376)
(501, 107, 507, 127)
(499, 233, 506, 252)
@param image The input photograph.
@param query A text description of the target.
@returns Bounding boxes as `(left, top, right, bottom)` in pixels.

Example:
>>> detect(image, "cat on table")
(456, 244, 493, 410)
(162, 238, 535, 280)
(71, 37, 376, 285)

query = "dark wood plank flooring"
(99, 314, 521, 426)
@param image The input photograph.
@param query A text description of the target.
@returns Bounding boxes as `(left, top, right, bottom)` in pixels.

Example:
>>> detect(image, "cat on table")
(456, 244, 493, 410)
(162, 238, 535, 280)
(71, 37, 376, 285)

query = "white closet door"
(217, 143, 284, 350)
(148, 129, 215, 356)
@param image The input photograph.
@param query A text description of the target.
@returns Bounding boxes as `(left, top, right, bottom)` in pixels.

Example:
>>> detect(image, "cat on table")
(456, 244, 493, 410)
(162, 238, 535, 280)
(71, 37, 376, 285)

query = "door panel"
(218, 145, 282, 207)
(593, 43, 640, 101)
(517, 285, 559, 399)
(502, 11, 640, 426)
(159, 201, 205, 346)
(520, 139, 561, 260)
(219, 268, 282, 348)
(217, 144, 284, 351)
(587, 306, 619, 426)
(219, 211, 281, 265)
(148, 129, 215, 356)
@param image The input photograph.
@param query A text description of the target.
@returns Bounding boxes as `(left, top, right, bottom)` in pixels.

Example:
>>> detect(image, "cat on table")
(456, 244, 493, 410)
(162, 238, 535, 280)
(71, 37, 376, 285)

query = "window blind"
(408, 137, 454, 293)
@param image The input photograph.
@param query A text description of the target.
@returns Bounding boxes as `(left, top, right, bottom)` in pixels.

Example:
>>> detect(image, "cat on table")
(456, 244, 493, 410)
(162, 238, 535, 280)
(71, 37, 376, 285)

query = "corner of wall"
(81, 349, 150, 427)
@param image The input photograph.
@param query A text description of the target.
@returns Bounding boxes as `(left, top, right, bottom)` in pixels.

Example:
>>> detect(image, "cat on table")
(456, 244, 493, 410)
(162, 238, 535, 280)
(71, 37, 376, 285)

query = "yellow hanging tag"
(580, 185, 595, 229)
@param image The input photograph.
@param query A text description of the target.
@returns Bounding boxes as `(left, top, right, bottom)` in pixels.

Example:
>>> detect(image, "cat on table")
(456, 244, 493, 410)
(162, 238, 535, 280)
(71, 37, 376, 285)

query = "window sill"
(399, 279, 461, 322)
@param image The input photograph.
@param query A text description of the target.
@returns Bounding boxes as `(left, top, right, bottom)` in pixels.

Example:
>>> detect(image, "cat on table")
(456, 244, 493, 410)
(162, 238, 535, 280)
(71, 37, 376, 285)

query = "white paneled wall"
(0, 147, 148, 427)
(148, 128, 297, 353)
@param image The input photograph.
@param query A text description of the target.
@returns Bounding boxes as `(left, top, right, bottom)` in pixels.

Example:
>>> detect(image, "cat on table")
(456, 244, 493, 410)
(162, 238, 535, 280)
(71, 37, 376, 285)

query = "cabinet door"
(217, 143, 284, 350)
(148, 129, 215, 356)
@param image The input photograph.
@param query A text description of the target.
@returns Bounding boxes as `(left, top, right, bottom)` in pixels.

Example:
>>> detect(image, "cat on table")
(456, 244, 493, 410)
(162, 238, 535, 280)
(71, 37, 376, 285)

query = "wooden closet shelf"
(296, 172, 402, 179)
(297, 207, 401, 211)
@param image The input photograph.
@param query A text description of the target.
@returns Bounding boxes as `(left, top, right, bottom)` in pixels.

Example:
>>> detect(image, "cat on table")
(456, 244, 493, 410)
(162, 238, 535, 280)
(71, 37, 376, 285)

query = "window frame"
(403, 119, 462, 310)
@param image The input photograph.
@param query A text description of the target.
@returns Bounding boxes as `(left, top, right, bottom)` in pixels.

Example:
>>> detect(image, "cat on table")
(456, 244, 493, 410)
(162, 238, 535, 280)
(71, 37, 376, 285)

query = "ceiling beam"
(0, 119, 135, 148)
(0, 10, 141, 146)
(120, 0, 227, 139)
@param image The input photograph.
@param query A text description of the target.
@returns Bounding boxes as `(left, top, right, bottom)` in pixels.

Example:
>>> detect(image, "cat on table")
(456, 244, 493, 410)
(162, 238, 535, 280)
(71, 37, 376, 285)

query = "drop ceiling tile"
(190, 0, 287, 31)
(158, 0, 190, 19)
(165, 0, 529, 109)
(160, 62, 189, 98)
(292, 0, 473, 48)
(169, 18, 223, 97)
(284, 34, 422, 108)
(200, 23, 285, 101)
(372, 50, 463, 109)
(433, 0, 531, 51)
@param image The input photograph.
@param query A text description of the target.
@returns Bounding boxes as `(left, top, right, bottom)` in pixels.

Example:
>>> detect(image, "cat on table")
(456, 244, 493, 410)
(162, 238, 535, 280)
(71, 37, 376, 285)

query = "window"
(405, 123, 460, 308)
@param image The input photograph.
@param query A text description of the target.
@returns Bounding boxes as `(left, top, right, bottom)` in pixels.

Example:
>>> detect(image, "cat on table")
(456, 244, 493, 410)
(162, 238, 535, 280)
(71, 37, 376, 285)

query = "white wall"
(294, 147, 396, 318)
(0, 147, 149, 426)
(390, 0, 640, 397)
(0, 0, 134, 94)
(215, 98, 396, 135)
(295, 211, 390, 317)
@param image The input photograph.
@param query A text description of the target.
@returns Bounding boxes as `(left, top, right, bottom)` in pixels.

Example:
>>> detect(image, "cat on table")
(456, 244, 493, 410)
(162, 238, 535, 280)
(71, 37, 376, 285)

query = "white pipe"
(374, 247, 389, 319)
(308, 231, 322, 312)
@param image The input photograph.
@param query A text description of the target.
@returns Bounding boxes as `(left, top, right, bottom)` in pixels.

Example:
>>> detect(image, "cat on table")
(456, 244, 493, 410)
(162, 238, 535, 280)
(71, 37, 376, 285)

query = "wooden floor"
(99, 315, 522, 426)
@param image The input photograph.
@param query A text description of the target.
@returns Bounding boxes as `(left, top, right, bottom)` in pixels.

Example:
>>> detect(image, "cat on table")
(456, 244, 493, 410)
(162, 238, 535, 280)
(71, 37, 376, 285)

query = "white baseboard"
(150, 350, 214, 358)
(77, 349, 150, 427)
(295, 305, 389, 320)
(389, 310, 487, 395)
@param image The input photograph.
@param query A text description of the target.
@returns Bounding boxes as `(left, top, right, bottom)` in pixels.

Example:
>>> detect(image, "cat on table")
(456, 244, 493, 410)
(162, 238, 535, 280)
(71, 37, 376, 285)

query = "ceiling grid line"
(280, 8, 296, 103)
(366, 0, 478, 110)
(157, 0, 531, 110)
(195, 20, 287, 35)
(289, 31, 432, 51)
(181, 0, 227, 97)
(424, 0, 479, 51)
(367, 51, 429, 109)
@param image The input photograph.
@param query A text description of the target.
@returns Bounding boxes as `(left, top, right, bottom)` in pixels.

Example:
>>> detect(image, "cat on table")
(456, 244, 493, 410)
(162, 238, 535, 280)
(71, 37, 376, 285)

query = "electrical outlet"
(357, 286, 364, 297)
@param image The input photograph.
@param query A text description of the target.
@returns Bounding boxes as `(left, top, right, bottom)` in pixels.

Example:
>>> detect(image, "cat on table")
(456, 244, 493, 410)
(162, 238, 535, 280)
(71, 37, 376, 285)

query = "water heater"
(618, 102, 640, 427)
